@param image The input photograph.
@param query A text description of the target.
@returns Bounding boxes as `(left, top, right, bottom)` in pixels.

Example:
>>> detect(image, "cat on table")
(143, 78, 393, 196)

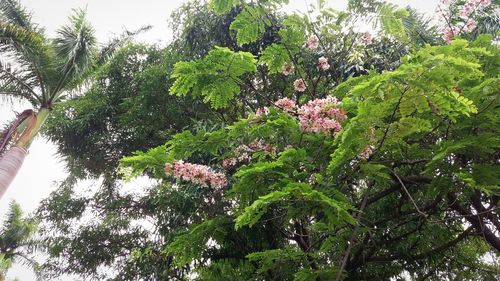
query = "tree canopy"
(1, 0, 498, 280)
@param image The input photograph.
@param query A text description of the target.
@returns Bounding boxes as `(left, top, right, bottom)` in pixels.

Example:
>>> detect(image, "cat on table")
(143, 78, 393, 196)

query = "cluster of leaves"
(0, 202, 37, 279)
(35, 0, 500, 280)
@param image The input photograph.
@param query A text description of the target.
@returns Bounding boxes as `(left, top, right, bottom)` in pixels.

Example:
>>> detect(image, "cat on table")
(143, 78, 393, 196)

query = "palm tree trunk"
(0, 146, 27, 198)
(0, 108, 50, 199)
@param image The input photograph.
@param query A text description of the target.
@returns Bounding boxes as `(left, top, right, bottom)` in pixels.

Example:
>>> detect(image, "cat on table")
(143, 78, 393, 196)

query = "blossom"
(306, 35, 319, 49)
(443, 26, 459, 43)
(361, 31, 373, 44)
(222, 139, 276, 168)
(282, 63, 295, 76)
(318, 56, 330, 71)
(255, 107, 270, 117)
(165, 161, 227, 188)
(274, 97, 297, 111)
(474, 0, 491, 8)
(221, 158, 236, 168)
(463, 18, 477, 32)
(297, 96, 347, 134)
(459, 2, 475, 17)
(293, 79, 307, 92)
(460, 0, 491, 17)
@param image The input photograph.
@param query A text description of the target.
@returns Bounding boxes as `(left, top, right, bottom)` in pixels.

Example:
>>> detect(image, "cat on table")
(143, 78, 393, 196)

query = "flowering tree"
(116, 1, 499, 280)
(36, 0, 499, 280)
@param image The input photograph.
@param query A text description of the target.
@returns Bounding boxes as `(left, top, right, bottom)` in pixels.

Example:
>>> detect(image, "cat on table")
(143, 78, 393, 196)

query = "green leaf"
(170, 47, 256, 109)
(208, 0, 240, 15)
(260, 43, 289, 73)
(118, 145, 169, 180)
(235, 182, 355, 229)
(278, 14, 306, 53)
(230, 6, 266, 46)
(379, 4, 408, 41)
(165, 217, 230, 266)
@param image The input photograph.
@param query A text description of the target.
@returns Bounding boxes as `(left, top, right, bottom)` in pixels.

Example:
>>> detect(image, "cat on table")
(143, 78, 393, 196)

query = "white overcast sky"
(0, 0, 439, 280)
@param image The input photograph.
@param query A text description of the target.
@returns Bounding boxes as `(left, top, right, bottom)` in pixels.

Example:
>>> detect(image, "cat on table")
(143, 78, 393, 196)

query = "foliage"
(170, 46, 256, 109)
(44, 44, 213, 178)
(35, 0, 500, 280)
(0, 202, 38, 278)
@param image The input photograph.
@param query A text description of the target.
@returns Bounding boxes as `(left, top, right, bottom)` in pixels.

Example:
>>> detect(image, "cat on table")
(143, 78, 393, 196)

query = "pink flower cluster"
(460, 0, 491, 17)
(463, 18, 478, 32)
(274, 97, 296, 111)
(361, 31, 373, 45)
(297, 96, 347, 134)
(222, 140, 276, 168)
(439, 0, 491, 43)
(318, 57, 330, 71)
(255, 107, 270, 118)
(307, 35, 319, 49)
(165, 161, 227, 188)
(274, 96, 347, 134)
(282, 63, 295, 76)
(294, 79, 307, 92)
(443, 26, 459, 43)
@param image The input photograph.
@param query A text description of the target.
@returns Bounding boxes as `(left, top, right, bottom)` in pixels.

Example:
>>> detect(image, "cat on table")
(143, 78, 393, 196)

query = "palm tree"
(0, 201, 37, 280)
(0, 0, 148, 198)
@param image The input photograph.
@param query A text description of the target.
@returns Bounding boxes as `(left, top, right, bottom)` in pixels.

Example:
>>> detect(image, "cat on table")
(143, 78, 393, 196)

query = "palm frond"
(0, 59, 42, 106)
(0, 19, 51, 104)
(0, 201, 37, 259)
(0, 20, 44, 54)
(52, 8, 97, 99)
(97, 25, 152, 64)
(475, 11, 500, 37)
(59, 25, 150, 99)
(402, 7, 440, 46)
(0, 0, 34, 29)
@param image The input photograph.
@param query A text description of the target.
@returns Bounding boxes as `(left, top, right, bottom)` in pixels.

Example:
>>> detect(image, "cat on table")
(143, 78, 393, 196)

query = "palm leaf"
(0, 59, 42, 106)
(0, 0, 34, 29)
(402, 7, 440, 46)
(61, 25, 151, 99)
(0, 19, 51, 105)
(97, 25, 152, 64)
(51, 8, 96, 100)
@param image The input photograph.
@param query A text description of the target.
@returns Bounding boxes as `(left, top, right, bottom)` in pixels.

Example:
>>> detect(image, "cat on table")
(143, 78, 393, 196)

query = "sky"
(0, 0, 439, 280)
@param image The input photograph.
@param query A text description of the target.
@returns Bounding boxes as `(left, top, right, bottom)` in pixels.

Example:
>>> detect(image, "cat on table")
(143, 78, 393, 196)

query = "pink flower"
(255, 107, 270, 117)
(361, 31, 373, 44)
(474, 0, 491, 8)
(165, 161, 227, 188)
(274, 97, 297, 111)
(307, 35, 319, 49)
(297, 96, 347, 134)
(318, 56, 330, 71)
(293, 79, 307, 92)
(459, 3, 475, 17)
(463, 18, 477, 32)
(222, 140, 276, 168)
(443, 26, 459, 43)
(282, 63, 295, 76)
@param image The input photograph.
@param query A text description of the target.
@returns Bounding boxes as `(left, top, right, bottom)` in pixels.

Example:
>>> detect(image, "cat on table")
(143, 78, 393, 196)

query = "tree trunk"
(0, 107, 50, 199)
(0, 146, 27, 199)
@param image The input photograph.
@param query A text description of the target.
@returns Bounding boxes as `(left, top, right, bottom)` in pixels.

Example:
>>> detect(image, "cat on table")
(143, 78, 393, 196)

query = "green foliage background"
(13, 0, 498, 280)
